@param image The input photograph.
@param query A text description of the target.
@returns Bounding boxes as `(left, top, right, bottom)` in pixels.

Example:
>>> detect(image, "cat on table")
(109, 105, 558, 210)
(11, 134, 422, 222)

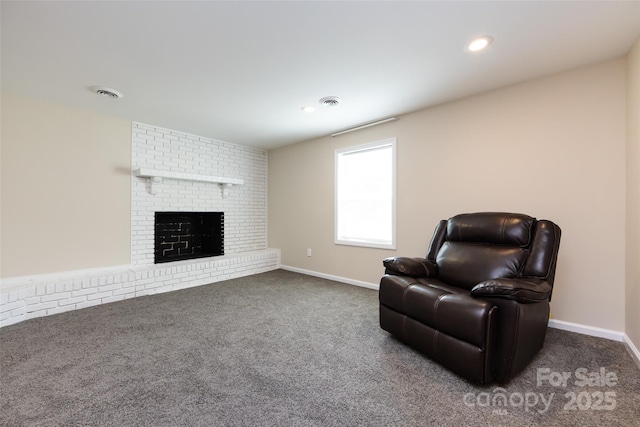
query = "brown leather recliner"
(379, 212, 561, 384)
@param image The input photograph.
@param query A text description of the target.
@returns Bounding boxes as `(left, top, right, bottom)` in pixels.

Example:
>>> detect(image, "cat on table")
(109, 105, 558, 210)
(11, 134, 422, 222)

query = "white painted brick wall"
(0, 123, 280, 328)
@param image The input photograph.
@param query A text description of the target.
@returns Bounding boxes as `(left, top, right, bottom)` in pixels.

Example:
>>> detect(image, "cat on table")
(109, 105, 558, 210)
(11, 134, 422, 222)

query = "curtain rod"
(330, 117, 398, 137)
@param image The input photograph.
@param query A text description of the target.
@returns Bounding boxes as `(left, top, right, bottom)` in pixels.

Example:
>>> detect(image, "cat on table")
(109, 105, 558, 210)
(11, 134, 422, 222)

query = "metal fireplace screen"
(154, 212, 224, 264)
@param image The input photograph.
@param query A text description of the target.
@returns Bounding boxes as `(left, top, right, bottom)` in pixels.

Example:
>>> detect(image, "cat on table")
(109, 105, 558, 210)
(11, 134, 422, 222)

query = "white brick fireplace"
(131, 122, 269, 264)
(1, 123, 280, 327)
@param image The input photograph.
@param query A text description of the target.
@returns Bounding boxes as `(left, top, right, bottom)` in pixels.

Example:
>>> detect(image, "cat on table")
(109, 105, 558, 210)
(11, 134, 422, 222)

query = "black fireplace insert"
(154, 212, 224, 264)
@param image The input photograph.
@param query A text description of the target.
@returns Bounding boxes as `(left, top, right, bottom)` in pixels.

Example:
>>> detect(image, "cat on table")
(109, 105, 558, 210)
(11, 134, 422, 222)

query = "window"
(335, 138, 396, 249)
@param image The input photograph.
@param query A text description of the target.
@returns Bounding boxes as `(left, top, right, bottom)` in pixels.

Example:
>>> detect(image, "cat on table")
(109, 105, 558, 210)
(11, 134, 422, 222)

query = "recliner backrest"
(431, 213, 557, 290)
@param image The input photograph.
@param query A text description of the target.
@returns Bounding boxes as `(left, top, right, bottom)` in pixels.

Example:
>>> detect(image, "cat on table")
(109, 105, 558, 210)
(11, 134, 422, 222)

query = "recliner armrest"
(383, 257, 438, 277)
(471, 278, 552, 303)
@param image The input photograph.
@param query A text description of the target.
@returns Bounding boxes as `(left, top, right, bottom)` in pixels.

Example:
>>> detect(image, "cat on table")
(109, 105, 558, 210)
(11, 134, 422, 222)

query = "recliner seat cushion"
(379, 276, 459, 313)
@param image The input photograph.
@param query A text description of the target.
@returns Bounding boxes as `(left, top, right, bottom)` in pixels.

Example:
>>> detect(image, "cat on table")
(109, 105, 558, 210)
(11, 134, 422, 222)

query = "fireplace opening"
(154, 212, 224, 264)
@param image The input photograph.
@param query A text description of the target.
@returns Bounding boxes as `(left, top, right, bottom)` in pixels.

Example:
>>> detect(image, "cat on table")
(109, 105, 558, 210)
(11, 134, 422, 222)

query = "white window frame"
(334, 138, 397, 250)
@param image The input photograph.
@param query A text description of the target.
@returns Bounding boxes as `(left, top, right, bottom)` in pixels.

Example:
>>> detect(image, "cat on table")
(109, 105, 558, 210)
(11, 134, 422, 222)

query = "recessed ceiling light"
(319, 96, 341, 107)
(90, 86, 123, 99)
(468, 36, 493, 52)
(301, 106, 315, 113)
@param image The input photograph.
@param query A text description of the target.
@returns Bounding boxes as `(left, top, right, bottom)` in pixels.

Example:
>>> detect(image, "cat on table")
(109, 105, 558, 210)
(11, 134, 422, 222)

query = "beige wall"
(626, 39, 640, 349)
(1, 94, 131, 278)
(268, 58, 627, 331)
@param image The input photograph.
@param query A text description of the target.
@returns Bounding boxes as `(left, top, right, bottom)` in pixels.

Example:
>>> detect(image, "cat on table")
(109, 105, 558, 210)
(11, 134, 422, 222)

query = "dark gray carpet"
(1, 270, 639, 426)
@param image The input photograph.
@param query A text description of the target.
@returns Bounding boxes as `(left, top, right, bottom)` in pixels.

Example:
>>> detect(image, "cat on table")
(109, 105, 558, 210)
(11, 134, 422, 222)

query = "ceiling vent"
(319, 96, 341, 107)
(91, 86, 123, 99)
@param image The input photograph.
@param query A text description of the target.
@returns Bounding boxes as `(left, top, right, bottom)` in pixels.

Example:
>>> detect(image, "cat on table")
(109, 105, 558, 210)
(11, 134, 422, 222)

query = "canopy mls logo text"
(463, 367, 618, 415)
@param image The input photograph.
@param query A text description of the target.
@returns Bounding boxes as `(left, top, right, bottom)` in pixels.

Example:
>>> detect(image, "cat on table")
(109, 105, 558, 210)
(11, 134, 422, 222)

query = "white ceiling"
(2, 1, 639, 150)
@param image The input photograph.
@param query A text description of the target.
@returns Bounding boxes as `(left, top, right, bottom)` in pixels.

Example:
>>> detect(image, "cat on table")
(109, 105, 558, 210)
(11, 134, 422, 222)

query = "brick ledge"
(0, 249, 281, 328)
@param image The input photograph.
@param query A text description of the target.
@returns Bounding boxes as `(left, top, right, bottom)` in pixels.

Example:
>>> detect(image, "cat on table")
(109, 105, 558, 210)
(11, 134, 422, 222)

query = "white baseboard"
(623, 334, 640, 369)
(279, 265, 379, 290)
(547, 319, 625, 342)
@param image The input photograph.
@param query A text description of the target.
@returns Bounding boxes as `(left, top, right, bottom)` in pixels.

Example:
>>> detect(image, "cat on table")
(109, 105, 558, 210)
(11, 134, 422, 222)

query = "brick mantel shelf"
(134, 168, 244, 197)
